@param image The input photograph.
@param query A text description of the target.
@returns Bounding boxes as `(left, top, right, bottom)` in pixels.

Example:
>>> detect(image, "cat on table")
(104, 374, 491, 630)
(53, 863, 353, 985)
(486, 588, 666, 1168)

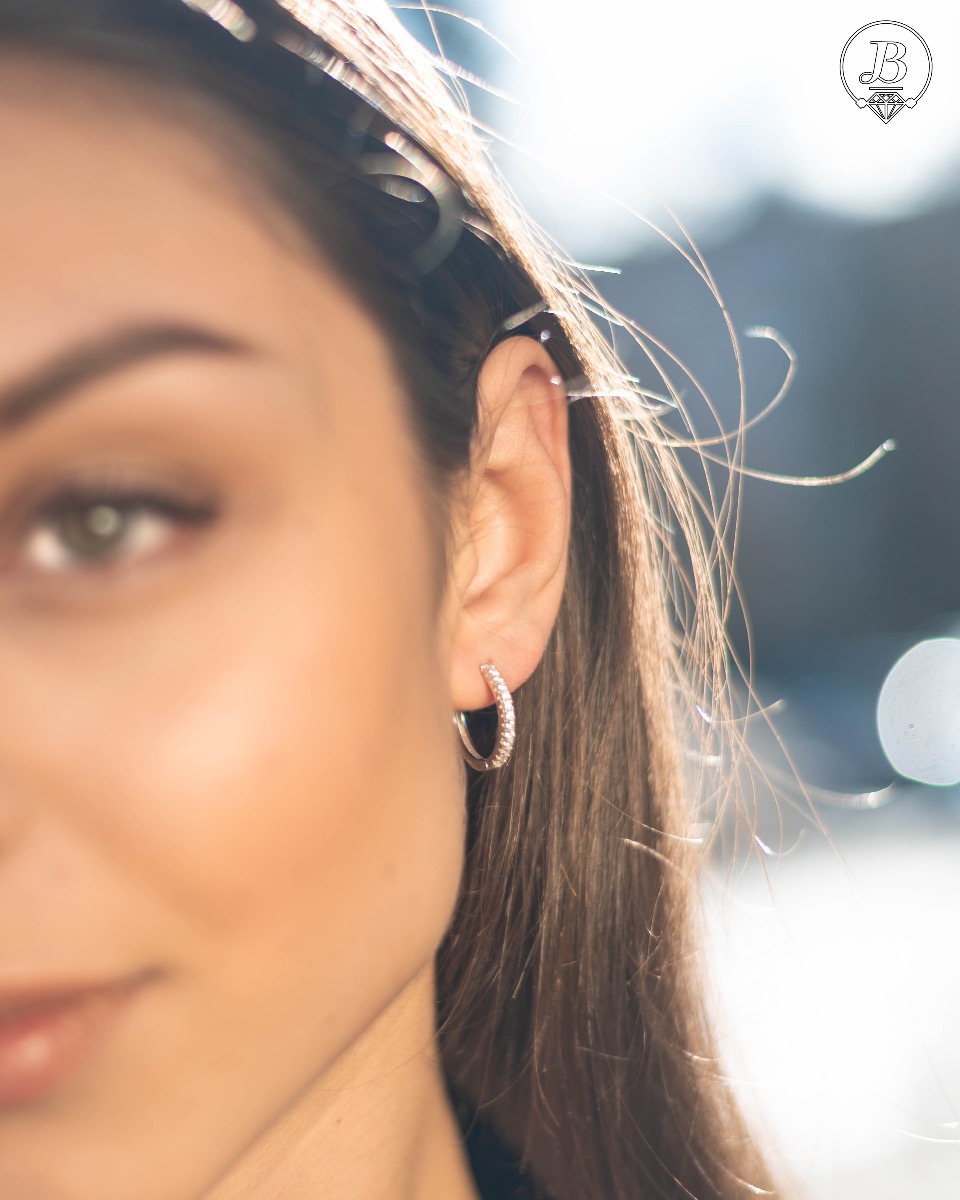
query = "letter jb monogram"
(840, 21, 932, 123)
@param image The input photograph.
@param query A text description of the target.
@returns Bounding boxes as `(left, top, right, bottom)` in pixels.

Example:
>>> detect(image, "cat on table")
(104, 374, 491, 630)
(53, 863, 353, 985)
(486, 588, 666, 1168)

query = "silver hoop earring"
(453, 662, 516, 771)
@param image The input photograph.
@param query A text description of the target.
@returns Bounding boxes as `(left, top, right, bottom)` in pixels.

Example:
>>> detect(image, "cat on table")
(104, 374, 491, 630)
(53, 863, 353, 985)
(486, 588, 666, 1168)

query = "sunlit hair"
(0, 0, 834, 1194)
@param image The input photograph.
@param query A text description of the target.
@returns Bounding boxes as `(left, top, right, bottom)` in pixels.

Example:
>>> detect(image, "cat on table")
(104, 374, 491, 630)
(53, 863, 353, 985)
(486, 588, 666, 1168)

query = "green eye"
(52, 503, 130, 561)
(22, 483, 218, 576)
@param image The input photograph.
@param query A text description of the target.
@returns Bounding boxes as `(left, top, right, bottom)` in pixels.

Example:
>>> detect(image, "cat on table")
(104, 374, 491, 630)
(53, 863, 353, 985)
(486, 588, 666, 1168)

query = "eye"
(15, 476, 218, 578)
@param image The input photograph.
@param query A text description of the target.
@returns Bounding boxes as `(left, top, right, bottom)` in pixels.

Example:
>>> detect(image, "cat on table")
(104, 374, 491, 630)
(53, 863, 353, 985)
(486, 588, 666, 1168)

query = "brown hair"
(0, 1, 783, 1195)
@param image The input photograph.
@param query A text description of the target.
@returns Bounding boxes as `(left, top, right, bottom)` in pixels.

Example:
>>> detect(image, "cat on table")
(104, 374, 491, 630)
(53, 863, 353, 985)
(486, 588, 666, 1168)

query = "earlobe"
(446, 336, 572, 714)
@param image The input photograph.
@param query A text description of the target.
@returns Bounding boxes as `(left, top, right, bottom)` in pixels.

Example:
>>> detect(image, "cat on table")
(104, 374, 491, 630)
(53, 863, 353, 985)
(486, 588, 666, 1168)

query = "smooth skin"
(0, 60, 571, 1200)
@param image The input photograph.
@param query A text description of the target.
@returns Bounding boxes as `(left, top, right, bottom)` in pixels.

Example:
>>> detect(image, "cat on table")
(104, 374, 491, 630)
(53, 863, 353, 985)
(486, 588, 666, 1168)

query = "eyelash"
(12, 470, 219, 581)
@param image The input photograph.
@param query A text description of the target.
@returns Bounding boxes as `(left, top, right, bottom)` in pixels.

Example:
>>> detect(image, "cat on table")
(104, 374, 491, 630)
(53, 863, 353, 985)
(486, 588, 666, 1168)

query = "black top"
(449, 1082, 550, 1200)
(462, 1115, 544, 1200)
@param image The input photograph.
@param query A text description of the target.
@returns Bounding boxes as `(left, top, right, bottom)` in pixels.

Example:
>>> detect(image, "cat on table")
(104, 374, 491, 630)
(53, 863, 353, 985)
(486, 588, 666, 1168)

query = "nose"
(0, 643, 59, 859)
(0, 779, 27, 859)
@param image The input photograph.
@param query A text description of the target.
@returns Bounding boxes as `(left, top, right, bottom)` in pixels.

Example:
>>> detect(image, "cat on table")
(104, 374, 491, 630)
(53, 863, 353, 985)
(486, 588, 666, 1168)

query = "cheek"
(6, 450, 463, 1021)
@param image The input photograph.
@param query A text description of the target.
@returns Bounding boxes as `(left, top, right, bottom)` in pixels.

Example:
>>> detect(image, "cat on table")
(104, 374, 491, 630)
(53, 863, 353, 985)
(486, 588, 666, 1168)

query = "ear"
(443, 335, 572, 712)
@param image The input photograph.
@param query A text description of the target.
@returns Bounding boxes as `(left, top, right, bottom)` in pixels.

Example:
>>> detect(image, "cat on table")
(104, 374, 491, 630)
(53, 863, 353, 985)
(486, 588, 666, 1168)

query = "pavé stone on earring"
(453, 662, 516, 771)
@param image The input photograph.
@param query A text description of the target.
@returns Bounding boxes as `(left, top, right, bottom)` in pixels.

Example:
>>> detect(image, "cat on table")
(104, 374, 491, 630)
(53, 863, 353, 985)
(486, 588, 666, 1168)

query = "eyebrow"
(0, 320, 258, 435)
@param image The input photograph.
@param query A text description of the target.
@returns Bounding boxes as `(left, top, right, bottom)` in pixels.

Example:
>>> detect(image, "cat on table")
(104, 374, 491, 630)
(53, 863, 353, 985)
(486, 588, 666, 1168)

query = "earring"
(453, 662, 516, 771)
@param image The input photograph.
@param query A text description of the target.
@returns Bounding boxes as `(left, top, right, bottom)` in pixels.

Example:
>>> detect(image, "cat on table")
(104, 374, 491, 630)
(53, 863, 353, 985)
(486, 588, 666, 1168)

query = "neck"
(200, 961, 482, 1200)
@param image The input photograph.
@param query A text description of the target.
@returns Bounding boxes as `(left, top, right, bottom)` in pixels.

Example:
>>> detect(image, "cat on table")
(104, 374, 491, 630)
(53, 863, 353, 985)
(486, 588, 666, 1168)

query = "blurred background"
(391, 2, 960, 1196)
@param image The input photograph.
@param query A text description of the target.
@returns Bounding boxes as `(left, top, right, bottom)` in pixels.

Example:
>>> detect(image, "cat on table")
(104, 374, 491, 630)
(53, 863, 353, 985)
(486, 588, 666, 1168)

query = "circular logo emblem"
(840, 20, 932, 122)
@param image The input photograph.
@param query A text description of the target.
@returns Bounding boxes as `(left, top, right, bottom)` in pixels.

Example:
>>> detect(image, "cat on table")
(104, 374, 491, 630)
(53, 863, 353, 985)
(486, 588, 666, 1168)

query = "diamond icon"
(867, 91, 905, 122)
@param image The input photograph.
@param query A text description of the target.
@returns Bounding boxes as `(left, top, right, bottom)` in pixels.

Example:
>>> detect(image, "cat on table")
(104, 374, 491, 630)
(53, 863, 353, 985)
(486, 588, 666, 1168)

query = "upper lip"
(0, 973, 149, 1023)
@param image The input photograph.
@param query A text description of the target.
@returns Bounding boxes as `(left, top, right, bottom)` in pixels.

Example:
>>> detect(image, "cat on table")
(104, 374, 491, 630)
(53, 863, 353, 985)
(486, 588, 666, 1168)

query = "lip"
(0, 973, 150, 1109)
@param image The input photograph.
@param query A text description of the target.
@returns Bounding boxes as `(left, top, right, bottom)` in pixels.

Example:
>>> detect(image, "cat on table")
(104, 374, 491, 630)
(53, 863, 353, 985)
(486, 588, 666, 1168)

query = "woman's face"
(0, 64, 475, 1199)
